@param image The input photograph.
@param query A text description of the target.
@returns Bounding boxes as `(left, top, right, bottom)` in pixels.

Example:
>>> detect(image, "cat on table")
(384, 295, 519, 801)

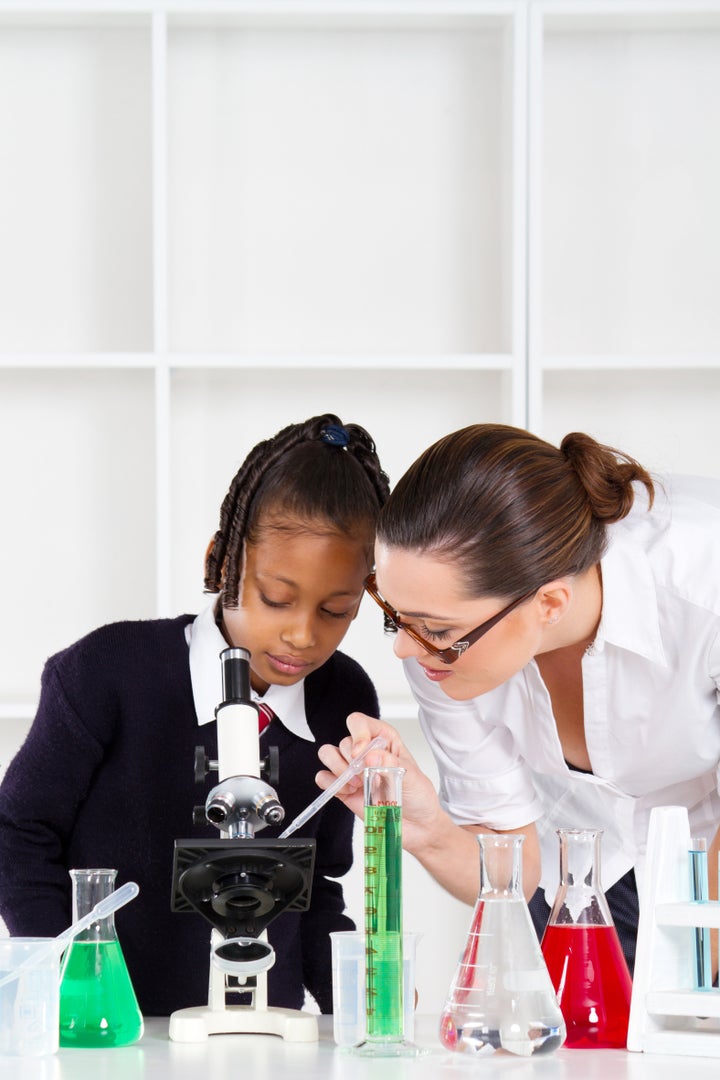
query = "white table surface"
(8, 1015, 720, 1079)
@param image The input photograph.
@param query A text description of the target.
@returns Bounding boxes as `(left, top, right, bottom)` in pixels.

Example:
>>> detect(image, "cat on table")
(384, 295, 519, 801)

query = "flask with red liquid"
(540, 828, 632, 1049)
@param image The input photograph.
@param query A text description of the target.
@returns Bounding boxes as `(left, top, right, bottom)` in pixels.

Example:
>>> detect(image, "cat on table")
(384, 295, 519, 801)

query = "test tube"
(689, 837, 711, 991)
(353, 766, 420, 1057)
(365, 767, 403, 1041)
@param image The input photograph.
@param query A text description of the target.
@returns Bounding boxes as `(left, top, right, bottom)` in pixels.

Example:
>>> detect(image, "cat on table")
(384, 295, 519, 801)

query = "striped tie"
(258, 703, 274, 734)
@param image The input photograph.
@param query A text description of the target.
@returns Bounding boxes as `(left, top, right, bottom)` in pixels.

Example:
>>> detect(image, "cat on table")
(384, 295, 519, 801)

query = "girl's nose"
(281, 614, 316, 649)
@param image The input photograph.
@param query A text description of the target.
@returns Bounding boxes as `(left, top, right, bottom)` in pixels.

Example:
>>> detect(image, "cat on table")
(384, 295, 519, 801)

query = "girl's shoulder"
(307, 647, 374, 688)
(304, 648, 379, 722)
(44, 614, 195, 683)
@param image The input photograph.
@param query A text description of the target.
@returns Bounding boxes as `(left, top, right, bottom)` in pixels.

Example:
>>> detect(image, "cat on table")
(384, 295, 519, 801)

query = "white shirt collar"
(593, 526, 667, 666)
(186, 596, 315, 742)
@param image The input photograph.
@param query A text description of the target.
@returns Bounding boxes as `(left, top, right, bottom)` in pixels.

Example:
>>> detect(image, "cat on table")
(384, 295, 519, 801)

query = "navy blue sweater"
(0, 616, 379, 1015)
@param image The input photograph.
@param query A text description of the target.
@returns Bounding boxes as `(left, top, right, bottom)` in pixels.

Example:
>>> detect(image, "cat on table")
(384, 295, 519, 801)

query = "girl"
(0, 414, 389, 1015)
(318, 424, 720, 974)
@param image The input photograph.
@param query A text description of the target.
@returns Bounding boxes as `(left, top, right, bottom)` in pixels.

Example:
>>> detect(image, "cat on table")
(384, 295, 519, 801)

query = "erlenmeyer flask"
(439, 834, 565, 1057)
(59, 868, 144, 1047)
(540, 829, 632, 1048)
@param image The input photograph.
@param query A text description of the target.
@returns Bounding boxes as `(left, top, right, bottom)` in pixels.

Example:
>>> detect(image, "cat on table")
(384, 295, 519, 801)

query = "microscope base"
(168, 1004, 318, 1042)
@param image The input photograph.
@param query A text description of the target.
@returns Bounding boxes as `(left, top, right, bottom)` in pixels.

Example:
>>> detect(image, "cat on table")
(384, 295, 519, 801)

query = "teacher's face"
(373, 543, 543, 701)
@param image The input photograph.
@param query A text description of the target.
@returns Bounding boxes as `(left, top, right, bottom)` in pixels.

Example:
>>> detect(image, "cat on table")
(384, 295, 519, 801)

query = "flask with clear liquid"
(540, 829, 632, 1049)
(439, 833, 566, 1057)
(59, 868, 144, 1047)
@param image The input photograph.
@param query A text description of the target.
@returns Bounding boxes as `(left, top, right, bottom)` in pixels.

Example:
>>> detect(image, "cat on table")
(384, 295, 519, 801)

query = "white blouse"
(403, 475, 720, 903)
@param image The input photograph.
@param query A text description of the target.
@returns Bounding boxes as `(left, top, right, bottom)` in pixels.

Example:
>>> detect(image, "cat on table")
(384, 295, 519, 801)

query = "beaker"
(440, 833, 566, 1057)
(330, 930, 420, 1047)
(352, 766, 421, 1057)
(540, 828, 632, 1048)
(59, 868, 144, 1047)
(0, 938, 60, 1057)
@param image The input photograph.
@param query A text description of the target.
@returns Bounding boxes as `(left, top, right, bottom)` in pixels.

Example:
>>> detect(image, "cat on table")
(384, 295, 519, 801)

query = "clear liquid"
(364, 803, 403, 1040)
(59, 940, 144, 1048)
(440, 898, 565, 1057)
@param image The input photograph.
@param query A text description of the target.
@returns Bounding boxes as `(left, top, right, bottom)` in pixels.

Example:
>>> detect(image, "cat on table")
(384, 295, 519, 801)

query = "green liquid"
(59, 940, 144, 1047)
(364, 803, 403, 1039)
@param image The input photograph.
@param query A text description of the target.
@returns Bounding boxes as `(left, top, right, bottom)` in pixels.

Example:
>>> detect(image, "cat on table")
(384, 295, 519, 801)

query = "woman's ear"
(535, 580, 572, 626)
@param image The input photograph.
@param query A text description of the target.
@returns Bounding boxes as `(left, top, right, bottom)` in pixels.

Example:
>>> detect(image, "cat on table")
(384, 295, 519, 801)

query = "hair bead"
(320, 424, 350, 447)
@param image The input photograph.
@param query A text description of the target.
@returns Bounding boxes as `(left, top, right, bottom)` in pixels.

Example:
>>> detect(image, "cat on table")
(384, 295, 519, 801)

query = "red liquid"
(541, 924, 632, 1048)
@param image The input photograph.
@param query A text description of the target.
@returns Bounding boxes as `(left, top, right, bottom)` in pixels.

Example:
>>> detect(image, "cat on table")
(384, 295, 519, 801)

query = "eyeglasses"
(364, 572, 537, 665)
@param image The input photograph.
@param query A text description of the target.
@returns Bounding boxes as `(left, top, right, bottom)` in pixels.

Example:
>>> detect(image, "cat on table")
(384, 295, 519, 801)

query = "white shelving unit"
(0, 0, 528, 733)
(2, 0, 719, 1018)
(1, 0, 718, 739)
(528, 1, 720, 469)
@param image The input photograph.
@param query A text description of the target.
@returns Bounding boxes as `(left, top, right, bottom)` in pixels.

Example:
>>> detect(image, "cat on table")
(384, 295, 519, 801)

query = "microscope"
(169, 647, 318, 1042)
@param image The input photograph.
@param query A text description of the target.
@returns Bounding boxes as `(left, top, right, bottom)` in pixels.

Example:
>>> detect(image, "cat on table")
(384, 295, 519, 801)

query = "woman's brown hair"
(377, 425, 654, 598)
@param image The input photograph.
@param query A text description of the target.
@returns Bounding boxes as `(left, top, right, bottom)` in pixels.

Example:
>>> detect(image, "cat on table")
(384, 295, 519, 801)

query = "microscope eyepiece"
(220, 646, 252, 704)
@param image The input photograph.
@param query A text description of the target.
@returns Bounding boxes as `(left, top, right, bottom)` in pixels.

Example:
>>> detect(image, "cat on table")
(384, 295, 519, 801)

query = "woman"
(317, 424, 720, 972)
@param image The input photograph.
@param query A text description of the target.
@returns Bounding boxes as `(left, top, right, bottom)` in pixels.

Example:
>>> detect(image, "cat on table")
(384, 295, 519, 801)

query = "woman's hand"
(317, 712, 540, 907)
(317, 712, 452, 863)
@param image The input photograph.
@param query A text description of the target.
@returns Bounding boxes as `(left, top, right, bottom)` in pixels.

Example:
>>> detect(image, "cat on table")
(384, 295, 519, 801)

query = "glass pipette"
(0, 881, 140, 990)
(278, 736, 388, 838)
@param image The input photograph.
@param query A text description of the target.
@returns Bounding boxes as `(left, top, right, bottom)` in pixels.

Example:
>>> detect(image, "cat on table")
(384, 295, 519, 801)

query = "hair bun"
(559, 431, 654, 523)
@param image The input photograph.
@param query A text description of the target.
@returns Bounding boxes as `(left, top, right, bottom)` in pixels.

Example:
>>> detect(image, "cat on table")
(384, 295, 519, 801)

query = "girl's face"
(221, 523, 370, 694)
(374, 543, 545, 702)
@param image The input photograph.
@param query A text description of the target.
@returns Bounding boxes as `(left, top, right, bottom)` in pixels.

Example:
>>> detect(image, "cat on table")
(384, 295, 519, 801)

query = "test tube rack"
(628, 805, 720, 1057)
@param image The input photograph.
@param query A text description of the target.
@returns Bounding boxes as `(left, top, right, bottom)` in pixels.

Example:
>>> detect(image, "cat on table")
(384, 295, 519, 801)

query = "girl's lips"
(267, 653, 311, 675)
(420, 663, 453, 683)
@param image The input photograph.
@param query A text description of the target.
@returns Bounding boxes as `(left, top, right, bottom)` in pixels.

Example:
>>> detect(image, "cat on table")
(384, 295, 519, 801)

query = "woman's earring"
(548, 615, 560, 625)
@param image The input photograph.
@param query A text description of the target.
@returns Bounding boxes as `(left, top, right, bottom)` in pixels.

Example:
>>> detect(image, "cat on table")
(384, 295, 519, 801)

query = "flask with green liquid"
(59, 868, 144, 1047)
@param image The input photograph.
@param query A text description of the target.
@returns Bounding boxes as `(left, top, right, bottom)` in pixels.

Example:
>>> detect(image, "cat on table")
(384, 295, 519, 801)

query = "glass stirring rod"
(278, 736, 388, 838)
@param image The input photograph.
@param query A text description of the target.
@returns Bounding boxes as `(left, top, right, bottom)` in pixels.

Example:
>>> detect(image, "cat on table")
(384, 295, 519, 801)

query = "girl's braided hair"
(205, 413, 390, 607)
